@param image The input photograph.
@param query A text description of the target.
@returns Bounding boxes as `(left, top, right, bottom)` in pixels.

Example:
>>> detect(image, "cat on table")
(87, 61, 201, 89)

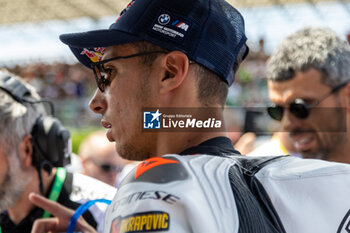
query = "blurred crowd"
(3, 33, 349, 132)
(227, 38, 270, 107)
(6, 62, 98, 127)
(3, 38, 271, 128)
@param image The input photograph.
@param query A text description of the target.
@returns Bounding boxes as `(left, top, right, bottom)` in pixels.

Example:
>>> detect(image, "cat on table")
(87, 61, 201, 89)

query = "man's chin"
(106, 129, 115, 142)
(300, 149, 327, 160)
(0, 189, 22, 212)
(117, 143, 149, 161)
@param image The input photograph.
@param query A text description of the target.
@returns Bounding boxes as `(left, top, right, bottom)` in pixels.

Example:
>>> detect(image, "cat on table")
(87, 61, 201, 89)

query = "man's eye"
(100, 68, 113, 79)
(104, 67, 114, 75)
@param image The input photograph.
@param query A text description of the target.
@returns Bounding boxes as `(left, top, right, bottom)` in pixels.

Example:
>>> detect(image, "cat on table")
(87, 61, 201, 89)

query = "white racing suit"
(103, 137, 350, 233)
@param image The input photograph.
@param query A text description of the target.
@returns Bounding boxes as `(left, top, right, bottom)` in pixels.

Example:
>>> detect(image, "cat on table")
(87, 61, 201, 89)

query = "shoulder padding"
(120, 156, 189, 186)
(230, 155, 288, 176)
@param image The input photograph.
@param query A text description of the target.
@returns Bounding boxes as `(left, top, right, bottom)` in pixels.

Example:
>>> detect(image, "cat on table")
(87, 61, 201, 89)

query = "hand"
(29, 192, 96, 233)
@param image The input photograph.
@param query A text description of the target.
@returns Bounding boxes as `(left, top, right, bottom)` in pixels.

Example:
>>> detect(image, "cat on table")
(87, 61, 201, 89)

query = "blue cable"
(67, 199, 111, 233)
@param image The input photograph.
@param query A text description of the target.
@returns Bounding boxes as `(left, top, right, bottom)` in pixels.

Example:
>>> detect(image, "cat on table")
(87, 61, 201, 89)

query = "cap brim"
(60, 29, 141, 69)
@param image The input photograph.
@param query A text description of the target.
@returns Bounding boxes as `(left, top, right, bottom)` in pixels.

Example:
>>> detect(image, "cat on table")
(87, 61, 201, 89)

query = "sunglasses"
(87, 158, 123, 173)
(267, 81, 349, 121)
(91, 51, 167, 92)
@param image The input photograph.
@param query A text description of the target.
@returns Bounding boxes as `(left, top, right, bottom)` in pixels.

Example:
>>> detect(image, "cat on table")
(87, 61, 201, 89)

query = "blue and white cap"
(60, 0, 249, 86)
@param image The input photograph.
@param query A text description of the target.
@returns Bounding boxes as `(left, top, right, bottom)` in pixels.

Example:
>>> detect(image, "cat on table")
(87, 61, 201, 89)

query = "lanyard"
(0, 167, 67, 232)
(42, 167, 67, 218)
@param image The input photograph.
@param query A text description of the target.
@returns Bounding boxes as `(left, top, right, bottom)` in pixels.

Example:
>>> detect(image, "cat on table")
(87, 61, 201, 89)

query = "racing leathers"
(103, 137, 350, 233)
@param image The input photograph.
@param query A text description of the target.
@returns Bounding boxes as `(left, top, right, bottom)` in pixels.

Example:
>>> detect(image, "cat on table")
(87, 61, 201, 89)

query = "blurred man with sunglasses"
(266, 27, 350, 163)
(79, 131, 132, 187)
(29, 1, 350, 233)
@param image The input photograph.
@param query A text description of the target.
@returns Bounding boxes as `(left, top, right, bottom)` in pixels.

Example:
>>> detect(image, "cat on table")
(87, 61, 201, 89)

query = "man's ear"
(80, 157, 88, 169)
(159, 51, 190, 95)
(18, 134, 33, 167)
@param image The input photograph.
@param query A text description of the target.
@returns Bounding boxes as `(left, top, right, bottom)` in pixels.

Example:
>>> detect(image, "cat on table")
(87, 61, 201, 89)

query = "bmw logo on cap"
(158, 14, 170, 25)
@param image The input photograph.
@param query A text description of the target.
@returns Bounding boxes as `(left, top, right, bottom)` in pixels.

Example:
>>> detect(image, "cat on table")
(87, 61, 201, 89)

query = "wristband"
(67, 199, 111, 233)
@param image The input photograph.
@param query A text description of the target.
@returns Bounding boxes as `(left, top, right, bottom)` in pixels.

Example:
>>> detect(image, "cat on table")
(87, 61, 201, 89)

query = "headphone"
(0, 73, 71, 173)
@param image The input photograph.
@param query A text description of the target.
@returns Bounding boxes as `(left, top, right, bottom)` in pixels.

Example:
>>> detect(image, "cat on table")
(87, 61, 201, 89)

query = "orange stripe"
(135, 157, 179, 179)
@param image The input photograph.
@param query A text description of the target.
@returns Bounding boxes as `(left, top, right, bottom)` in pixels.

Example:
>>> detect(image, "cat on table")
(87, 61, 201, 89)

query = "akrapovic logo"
(110, 211, 169, 233)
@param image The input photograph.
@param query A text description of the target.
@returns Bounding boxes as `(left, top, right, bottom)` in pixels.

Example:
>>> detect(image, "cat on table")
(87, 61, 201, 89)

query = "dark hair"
(192, 65, 228, 106)
(132, 41, 228, 106)
(132, 41, 168, 67)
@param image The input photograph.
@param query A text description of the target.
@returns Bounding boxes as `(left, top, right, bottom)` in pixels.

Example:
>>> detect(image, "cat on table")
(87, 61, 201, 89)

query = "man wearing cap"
(266, 27, 350, 163)
(30, 1, 350, 233)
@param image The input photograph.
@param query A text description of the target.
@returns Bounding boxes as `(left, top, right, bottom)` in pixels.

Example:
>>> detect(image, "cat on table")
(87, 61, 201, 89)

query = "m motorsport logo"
(150, 10, 191, 42)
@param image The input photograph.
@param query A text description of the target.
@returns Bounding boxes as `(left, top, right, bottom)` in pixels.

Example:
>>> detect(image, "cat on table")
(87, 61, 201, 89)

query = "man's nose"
(281, 109, 303, 133)
(89, 88, 107, 114)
